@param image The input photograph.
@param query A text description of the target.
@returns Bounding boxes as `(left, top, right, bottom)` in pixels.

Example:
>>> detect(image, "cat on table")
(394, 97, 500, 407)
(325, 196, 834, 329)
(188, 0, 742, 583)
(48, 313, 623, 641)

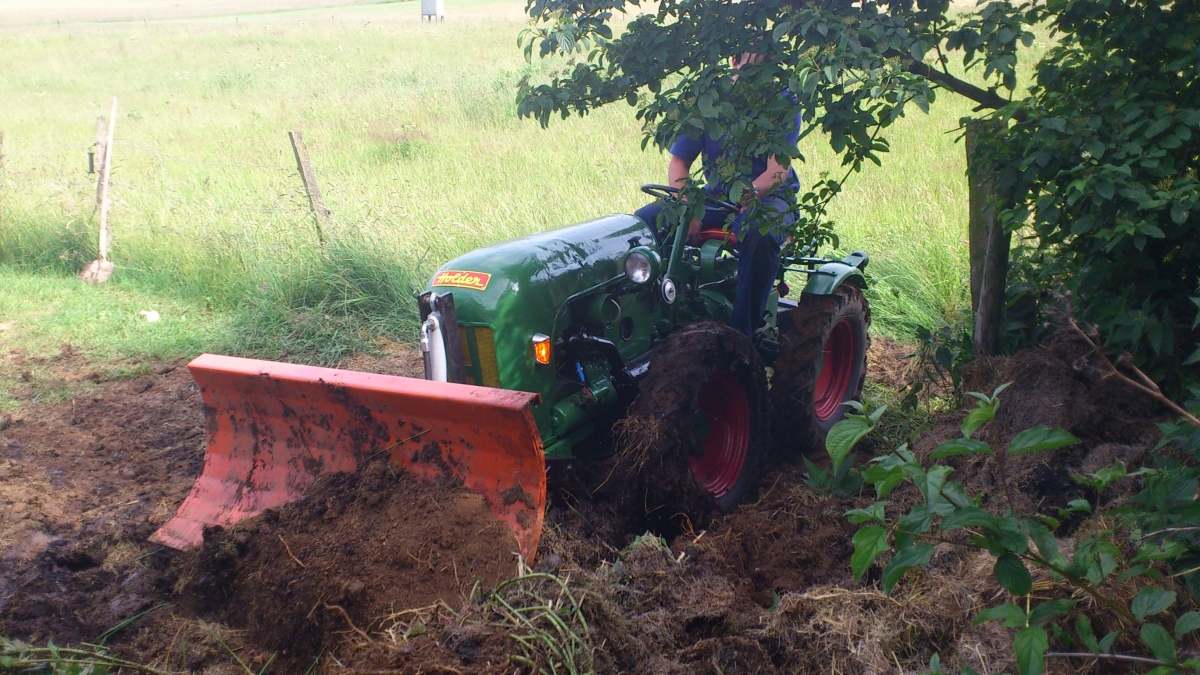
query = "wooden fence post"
(80, 98, 117, 284)
(288, 130, 329, 245)
(966, 120, 1010, 356)
(98, 98, 117, 262)
(94, 116, 108, 209)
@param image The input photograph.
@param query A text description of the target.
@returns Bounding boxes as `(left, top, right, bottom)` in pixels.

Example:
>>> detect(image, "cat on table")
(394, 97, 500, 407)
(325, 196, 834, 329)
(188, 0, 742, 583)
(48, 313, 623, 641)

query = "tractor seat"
(699, 229, 737, 246)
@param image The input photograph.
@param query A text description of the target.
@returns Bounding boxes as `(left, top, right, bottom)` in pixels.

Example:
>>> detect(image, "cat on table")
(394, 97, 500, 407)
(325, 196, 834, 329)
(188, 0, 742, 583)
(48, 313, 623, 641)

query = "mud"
(181, 458, 516, 666)
(0, 331, 1176, 674)
(0, 347, 203, 645)
(611, 321, 768, 530)
(914, 330, 1164, 515)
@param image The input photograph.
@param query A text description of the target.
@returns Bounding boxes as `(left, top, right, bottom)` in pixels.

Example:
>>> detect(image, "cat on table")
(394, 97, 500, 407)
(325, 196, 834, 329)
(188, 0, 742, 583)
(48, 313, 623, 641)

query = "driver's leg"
(730, 198, 791, 338)
(731, 227, 781, 338)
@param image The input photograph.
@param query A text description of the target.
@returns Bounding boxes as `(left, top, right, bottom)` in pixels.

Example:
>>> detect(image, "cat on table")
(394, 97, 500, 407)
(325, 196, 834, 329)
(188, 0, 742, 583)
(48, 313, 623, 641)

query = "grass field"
(0, 0, 1045, 396)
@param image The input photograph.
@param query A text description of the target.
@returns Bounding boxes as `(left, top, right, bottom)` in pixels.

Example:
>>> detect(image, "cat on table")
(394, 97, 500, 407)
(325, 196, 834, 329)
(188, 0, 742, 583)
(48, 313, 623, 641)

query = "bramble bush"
(836, 384, 1200, 675)
(986, 0, 1200, 387)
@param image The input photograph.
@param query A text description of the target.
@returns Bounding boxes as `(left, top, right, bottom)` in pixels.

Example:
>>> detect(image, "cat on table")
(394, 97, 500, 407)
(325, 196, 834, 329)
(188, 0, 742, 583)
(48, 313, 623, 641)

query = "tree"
(517, 0, 1031, 261)
(994, 0, 1200, 385)
(516, 0, 1200, 380)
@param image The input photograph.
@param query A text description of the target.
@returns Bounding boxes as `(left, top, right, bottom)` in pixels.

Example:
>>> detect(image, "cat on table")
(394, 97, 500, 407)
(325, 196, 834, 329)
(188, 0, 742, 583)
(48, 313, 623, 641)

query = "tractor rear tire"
(771, 284, 871, 456)
(616, 322, 768, 518)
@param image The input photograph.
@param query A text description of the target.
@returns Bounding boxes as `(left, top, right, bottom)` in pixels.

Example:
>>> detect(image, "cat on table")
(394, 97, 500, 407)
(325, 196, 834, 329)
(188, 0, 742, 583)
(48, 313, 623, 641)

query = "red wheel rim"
(813, 319, 857, 421)
(689, 370, 750, 498)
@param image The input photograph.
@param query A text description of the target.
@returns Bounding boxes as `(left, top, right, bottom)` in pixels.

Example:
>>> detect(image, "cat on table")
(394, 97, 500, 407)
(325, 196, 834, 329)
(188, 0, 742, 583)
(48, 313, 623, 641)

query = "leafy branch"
(839, 377, 1200, 675)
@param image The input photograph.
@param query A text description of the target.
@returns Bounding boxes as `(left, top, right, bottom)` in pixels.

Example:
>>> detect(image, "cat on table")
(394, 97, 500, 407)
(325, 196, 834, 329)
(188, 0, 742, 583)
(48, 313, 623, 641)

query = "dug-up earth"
(0, 333, 1179, 674)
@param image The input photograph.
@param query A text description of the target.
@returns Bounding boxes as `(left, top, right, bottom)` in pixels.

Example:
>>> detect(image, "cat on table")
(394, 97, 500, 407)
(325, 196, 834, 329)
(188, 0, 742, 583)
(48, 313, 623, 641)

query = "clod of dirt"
(914, 329, 1165, 514)
(180, 458, 519, 665)
(0, 360, 205, 645)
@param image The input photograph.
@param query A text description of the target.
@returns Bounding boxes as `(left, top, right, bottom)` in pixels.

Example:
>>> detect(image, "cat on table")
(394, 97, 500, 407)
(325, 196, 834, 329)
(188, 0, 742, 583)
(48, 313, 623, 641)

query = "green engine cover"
(425, 214, 658, 454)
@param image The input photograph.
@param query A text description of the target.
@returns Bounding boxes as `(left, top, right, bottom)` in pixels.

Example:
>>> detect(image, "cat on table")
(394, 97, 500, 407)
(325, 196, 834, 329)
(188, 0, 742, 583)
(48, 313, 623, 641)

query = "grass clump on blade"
(486, 562, 596, 675)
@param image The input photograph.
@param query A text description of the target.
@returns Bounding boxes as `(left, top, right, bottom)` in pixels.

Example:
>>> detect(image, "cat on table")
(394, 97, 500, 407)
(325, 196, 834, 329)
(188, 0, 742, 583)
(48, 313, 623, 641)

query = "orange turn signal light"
(532, 333, 551, 365)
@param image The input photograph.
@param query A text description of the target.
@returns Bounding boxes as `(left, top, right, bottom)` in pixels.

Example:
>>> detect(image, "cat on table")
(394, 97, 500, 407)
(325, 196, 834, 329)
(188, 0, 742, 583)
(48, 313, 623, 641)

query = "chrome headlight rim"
(661, 277, 677, 304)
(623, 246, 660, 286)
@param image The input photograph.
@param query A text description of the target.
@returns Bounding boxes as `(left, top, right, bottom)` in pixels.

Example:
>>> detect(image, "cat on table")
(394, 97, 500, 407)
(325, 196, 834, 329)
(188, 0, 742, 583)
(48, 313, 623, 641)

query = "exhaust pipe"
(421, 313, 447, 381)
(418, 291, 468, 384)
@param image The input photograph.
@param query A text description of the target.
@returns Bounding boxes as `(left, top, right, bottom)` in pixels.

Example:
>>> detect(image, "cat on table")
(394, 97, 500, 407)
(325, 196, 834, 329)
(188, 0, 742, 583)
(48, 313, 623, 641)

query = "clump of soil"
(180, 457, 518, 665)
(0, 349, 204, 646)
(913, 329, 1165, 514)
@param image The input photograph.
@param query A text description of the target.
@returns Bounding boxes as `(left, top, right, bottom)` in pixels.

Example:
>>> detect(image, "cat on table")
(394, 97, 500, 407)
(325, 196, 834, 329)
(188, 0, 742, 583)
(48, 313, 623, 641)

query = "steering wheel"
(641, 184, 739, 215)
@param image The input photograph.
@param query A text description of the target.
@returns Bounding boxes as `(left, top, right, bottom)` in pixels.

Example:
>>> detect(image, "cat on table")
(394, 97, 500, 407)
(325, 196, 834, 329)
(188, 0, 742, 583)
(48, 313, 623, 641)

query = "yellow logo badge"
(433, 270, 491, 291)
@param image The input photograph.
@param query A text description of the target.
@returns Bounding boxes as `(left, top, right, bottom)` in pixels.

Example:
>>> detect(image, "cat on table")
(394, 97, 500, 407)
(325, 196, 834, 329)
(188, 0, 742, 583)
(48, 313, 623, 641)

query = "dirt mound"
(0, 351, 203, 646)
(180, 457, 518, 665)
(913, 329, 1165, 514)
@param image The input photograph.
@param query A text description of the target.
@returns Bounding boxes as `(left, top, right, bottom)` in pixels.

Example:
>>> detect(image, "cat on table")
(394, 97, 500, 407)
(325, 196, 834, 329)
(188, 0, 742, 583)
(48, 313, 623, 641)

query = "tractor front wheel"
(771, 285, 871, 456)
(616, 322, 768, 516)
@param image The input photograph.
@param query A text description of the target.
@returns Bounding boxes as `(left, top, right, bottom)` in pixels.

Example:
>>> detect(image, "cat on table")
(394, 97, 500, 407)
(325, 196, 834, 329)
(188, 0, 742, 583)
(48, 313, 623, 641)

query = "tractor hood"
(427, 214, 652, 318)
(424, 214, 655, 441)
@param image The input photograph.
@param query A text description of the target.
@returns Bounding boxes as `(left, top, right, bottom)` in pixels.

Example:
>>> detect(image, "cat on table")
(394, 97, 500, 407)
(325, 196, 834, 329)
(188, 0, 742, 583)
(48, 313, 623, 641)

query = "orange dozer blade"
(151, 354, 546, 560)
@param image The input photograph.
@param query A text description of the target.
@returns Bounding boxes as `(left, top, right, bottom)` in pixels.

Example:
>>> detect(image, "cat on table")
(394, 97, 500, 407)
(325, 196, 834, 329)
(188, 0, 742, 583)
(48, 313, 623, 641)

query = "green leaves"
(882, 543, 934, 595)
(811, 403, 884, 496)
(851, 525, 889, 582)
(1131, 586, 1176, 622)
(838, 378, 1200, 675)
(1175, 612, 1200, 640)
(1140, 622, 1176, 665)
(1013, 626, 1048, 675)
(825, 415, 873, 471)
(961, 405, 995, 439)
(993, 554, 1032, 596)
(1006, 426, 1080, 455)
(845, 501, 887, 525)
(941, 505, 995, 531)
(975, 603, 1026, 628)
(961, 383, 1009, 438)
(930, 438, 991, 460)
(1076, 615, 1100, 654)
(1027, 599, 1072, 626)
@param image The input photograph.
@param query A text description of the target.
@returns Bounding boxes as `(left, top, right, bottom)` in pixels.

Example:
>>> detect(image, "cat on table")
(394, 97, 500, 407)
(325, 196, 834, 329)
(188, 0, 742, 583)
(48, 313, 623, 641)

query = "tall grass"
(0, 0, 1049, 363)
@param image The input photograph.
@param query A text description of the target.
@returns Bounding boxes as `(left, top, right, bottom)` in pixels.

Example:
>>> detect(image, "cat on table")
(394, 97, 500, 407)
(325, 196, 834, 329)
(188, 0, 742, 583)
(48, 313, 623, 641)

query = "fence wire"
(116, 138, 294, 170)
(0, 133, 323, 222)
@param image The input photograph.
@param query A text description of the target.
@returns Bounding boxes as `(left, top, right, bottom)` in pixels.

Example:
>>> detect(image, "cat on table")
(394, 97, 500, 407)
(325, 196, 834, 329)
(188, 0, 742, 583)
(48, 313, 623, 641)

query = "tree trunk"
(966, 121, 1009, 356)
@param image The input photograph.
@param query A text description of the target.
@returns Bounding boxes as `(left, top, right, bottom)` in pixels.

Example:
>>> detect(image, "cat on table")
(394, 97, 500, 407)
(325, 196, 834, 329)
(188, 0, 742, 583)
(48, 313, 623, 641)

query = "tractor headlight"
(623, 247, 660, 286)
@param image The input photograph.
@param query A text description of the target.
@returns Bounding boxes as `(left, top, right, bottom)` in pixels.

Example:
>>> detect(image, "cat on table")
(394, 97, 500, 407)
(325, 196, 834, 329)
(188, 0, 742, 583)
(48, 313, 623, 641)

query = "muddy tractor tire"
(771, 284, 871, 456)
(616, 322, 768, 518)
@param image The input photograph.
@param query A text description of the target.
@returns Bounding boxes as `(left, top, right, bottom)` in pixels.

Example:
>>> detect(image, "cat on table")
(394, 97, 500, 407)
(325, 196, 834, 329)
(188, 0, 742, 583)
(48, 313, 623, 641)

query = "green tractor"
(419, 185, 870, 511)
(153, 186, 870, 560)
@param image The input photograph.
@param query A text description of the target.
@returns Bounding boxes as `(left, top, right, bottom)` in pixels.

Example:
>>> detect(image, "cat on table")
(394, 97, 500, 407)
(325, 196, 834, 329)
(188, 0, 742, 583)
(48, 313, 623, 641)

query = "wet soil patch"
(0, 348, 203, 646)
(180, 457, 517, 665)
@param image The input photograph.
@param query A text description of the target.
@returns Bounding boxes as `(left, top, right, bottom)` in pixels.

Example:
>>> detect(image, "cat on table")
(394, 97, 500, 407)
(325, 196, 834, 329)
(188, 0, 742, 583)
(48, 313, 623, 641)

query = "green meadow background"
(0, 0, 1045, 400)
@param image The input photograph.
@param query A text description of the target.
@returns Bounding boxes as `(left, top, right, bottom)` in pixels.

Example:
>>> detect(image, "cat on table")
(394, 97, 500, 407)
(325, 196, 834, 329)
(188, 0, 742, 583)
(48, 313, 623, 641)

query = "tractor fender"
(802, 252, 869, 296)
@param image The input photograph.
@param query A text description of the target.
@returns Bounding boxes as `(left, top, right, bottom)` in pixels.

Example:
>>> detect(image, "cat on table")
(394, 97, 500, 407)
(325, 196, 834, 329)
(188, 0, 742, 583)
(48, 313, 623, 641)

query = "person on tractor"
(634, 51, 802, 341)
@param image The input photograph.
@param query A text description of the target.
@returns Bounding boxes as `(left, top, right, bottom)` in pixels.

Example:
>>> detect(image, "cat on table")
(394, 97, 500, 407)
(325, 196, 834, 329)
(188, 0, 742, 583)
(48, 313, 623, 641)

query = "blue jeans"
(634, 197, 792, 339)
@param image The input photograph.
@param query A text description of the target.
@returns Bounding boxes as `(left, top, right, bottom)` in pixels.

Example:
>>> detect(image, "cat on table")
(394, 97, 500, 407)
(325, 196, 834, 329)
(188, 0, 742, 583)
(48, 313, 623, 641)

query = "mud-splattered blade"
(151, 354, 546, 560)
